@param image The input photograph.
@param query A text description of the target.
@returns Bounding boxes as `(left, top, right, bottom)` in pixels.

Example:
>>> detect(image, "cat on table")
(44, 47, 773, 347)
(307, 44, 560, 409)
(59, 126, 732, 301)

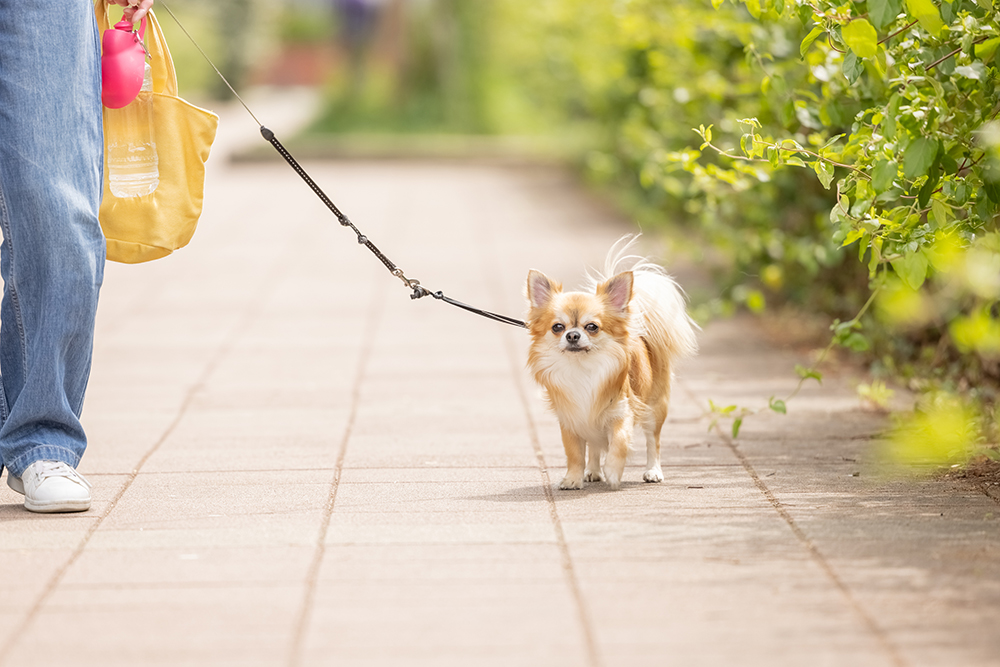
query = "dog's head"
(525, 269, 634, 357)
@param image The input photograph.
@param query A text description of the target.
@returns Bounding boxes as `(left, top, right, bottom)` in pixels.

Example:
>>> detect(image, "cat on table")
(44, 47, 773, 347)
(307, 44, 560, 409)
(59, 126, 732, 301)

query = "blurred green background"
(151, 0, 1000, 467)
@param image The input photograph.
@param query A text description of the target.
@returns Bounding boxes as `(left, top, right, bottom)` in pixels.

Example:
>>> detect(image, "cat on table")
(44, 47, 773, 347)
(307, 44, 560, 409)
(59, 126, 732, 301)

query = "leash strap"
(260, 127, 527, 329)
(159, 1, 526, 330)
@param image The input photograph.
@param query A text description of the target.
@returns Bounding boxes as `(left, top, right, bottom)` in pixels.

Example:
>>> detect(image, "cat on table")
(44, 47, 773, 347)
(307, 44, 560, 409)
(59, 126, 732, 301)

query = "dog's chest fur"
(534, 347, 632, 442)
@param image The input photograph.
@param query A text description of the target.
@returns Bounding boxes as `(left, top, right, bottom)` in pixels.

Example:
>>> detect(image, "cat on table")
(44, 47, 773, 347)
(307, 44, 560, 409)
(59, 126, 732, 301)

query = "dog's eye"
(551, 323, 565, 334)
(584, 323, 599, 333)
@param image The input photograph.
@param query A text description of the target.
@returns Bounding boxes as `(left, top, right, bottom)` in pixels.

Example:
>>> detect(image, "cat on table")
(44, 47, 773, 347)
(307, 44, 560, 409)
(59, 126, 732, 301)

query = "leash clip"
(393, 269, 430, 299)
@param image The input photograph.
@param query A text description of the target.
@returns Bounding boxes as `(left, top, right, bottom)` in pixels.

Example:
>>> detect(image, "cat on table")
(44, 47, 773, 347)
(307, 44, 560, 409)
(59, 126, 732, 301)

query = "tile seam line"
(685, 383, 907, 667)
(286, 279, 386, 667)
(500, 312, 603, 667)
(473, 211, 601, 667)
(0, 280, 278, 666)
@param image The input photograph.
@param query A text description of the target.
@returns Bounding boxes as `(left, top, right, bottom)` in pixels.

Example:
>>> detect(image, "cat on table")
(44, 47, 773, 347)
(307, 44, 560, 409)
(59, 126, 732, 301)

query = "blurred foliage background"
(156, 0, 999, 467)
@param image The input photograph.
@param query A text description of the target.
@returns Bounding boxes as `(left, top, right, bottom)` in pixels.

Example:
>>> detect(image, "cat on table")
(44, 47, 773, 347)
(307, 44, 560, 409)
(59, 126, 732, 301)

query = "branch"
(879, 20, 919, 45)
(925, 36, 989, 72)
(700, 135, 871, 179)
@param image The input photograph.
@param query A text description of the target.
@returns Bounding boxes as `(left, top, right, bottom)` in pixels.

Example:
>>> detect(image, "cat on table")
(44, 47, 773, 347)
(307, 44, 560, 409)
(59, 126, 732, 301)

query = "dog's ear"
(527, 270, 560, 309)
(599, 271, 634, 312)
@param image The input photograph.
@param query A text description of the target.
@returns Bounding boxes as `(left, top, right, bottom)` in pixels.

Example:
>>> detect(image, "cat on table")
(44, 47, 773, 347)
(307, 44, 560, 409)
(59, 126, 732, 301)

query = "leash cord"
(158, 2, 526, 329)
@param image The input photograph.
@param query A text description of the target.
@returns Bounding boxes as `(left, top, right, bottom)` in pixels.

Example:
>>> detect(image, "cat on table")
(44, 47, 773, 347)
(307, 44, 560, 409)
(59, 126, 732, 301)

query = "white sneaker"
(6, 460, 91, 513)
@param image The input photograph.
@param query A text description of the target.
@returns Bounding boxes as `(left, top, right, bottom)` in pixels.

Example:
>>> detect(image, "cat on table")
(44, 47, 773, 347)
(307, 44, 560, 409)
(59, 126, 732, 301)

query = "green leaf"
(869, 0, 903, 29)
(872, 159, 898, 193)
(976, 37, 1000, 62)
(800, 26, 825, 58)
(841, 228, 866, 247)
(930, 199, 949, 227)
(746, 289, 766, 313)
(745, 0, 762, 18)
(883, 94, 900, 140)
(891, 250, 929, 290)
(769, 397, 787, 414)
(732, 417, 743, 438)
(795, 364, 823, 384)
(842, 19, 878, 58)
(904, 0, 944, 37)
(918, 163, 941, 208)
(767, 146, 780, 168)
(955, 63, 987, 80)
(842, 332, 872, 352)
(843, 51, 864, 83)
(814, 160, 835, 188)
(985, 182, 1000, 204)
(903, 138, 939, 180)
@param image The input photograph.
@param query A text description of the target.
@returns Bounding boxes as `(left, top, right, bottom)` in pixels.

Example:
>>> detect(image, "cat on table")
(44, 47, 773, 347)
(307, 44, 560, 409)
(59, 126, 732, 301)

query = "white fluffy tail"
(586, 235, 699, 360)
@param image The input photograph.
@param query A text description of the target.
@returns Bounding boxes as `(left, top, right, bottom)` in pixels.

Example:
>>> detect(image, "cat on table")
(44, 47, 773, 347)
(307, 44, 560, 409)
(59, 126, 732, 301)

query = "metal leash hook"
(392, 269, 430, 300)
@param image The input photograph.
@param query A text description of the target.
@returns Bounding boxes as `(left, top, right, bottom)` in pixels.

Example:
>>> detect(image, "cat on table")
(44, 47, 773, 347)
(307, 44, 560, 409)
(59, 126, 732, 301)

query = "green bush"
(488, 0, 1000, 460)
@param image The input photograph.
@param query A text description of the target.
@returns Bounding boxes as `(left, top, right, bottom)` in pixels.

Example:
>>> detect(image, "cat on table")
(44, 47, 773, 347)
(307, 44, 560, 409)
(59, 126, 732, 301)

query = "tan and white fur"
(525, 237, 698, 490)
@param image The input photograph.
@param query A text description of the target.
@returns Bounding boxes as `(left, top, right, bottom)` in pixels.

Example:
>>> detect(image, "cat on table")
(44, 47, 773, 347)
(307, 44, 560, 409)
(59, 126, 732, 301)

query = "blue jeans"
(0, 0, 106, 478)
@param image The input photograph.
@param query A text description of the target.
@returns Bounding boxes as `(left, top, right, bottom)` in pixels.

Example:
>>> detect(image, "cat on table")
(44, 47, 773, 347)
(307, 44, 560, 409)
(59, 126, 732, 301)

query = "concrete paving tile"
(0, 612, 24, 644)
(301, 653, 580, 667)
(139, 407, 351, 473)
(78, 413, 182, 475)
(325, 521, 557, 545)
(301, 580, 585, 663)
(336, 466, 541, 483)
(94, 470, 330, 525)
(578, 576, 890, 664)
(333, 473, 546, 509)
(0, 550, 72, 613)
(341, 432, 540, 469)
(317, 543, 566, 582)
(549, 465, 769, 515)
(61, 545, 316, 588)
(86, 519, 321, 551)
(8, 585, 301, 667)
(0, 474, 128, 550)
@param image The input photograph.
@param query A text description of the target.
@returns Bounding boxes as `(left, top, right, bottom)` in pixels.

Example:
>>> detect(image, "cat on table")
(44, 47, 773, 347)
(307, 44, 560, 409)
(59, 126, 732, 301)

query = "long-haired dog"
(525, 237, 698, 490)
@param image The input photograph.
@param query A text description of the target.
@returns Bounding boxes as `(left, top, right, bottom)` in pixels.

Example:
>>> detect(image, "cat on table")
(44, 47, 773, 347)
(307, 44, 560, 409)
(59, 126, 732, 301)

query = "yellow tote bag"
(95, 2, 219, 263)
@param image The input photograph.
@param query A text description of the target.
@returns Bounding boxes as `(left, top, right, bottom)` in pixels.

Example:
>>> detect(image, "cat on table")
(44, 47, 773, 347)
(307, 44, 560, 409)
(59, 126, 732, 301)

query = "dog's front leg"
(559, 427, 586, 490)
(603, 418, 631, 490)
(643, 422, 664, 483)
(584, 443, 605, 483)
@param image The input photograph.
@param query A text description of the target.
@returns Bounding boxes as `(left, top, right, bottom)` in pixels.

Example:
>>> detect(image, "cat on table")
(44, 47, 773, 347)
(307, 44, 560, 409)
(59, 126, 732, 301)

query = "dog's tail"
(587, 235, 699, 361)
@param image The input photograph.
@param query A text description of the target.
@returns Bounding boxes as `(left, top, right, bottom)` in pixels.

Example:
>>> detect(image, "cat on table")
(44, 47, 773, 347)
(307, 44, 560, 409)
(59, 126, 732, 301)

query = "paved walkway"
(1, 92, 999, 667)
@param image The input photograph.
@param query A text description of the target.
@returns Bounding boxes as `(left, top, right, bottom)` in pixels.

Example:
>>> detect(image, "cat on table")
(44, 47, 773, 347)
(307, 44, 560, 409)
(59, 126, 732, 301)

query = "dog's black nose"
(566, 330, 581, 344)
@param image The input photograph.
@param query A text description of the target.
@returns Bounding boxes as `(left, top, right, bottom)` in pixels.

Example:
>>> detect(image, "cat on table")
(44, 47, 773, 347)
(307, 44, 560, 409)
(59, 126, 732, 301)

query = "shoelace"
(31, 461, 91, 489)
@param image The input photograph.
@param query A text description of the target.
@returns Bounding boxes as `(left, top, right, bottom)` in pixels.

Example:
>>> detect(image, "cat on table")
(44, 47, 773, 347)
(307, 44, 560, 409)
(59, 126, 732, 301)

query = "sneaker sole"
(23, 497, 91, 513)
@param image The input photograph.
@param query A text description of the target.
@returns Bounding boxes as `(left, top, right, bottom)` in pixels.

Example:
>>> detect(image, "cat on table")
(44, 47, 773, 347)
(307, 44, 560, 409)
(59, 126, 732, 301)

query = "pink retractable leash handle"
(101, 16, 147, 109)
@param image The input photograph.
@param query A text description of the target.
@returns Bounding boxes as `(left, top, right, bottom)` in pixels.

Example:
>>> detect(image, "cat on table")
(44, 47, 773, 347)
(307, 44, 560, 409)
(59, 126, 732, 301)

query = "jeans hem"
(6, 446, 82, 478)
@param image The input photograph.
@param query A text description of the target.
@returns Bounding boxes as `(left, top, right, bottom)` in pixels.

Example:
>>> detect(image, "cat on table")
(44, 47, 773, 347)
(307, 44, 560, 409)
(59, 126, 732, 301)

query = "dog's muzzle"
(562, 329, 590, 352)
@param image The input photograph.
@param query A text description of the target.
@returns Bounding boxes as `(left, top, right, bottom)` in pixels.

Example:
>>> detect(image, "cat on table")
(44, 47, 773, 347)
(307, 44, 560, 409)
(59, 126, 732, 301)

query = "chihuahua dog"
(525, 237, 698, 490)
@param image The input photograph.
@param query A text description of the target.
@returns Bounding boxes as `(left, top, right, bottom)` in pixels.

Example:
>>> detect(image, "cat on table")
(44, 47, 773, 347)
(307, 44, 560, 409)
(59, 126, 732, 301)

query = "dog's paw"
(605, 472, 622, 491)
(584, 469, 606, 483)
(643, 467, 664, 483)
(559, 476, 584, 490)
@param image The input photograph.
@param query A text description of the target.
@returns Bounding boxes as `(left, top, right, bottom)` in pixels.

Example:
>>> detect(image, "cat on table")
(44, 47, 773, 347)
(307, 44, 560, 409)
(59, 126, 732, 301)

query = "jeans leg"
(0, 0, 106, 477)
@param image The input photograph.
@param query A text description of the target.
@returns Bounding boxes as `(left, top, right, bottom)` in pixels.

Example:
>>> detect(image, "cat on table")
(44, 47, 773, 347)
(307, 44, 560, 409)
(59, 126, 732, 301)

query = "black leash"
(260, 128, 527, 328)
(159, 3, 527, 330)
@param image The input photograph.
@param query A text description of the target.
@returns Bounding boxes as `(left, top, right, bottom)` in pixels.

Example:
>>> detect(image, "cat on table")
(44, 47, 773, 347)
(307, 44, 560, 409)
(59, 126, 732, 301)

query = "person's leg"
(0, 0, 105, 492)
